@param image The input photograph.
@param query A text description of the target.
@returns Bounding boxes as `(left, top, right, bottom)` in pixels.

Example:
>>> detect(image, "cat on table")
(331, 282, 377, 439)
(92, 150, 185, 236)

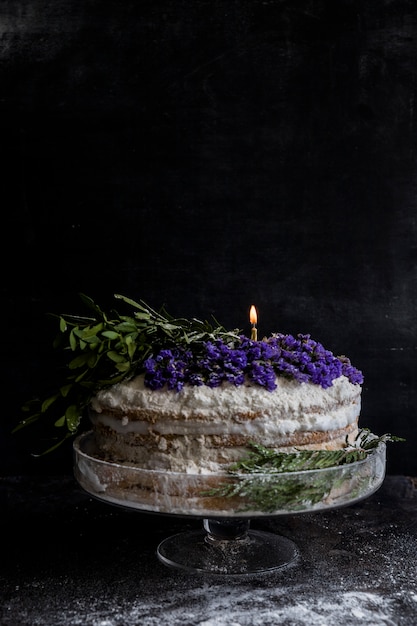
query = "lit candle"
(250, 305, 258, 341)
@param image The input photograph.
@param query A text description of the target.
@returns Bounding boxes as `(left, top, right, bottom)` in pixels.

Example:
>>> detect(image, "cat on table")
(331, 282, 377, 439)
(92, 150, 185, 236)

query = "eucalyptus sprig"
(15, 293, 241, 454)
(203, 430, 404, 512)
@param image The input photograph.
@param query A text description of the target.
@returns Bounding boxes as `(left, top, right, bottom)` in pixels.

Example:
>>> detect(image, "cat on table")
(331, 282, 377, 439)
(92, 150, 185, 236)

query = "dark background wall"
(2, 0, 417, 475)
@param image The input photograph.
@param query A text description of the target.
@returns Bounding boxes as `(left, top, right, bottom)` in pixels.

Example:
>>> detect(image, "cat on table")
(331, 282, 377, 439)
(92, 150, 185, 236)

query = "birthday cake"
(89, 332, 363, 475)
(19, 294, 367, 512)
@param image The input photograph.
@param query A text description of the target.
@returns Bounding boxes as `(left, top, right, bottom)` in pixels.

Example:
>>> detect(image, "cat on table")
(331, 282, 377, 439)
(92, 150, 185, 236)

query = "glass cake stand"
(73, 431, 386, 576)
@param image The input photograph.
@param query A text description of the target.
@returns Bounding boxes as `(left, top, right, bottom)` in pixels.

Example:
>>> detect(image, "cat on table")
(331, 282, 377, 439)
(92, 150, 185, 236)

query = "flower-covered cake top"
(144, 333, 363, 392)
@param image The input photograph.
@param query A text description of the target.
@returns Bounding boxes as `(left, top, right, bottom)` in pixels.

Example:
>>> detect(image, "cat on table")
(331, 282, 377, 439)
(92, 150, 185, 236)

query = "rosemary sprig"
(203, 431, 404, 512)
(15, 293, 241, 454)
(227, 430, 401, 474)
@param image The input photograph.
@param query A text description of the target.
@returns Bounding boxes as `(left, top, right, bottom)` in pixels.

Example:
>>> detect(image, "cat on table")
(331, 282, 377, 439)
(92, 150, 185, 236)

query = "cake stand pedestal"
(73, 432, 386, 576)
(157, 518, 299, 574)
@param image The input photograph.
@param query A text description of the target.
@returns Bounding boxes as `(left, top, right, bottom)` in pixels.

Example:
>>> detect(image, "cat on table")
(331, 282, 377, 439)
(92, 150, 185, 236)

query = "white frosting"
(90, 373, 361, 435)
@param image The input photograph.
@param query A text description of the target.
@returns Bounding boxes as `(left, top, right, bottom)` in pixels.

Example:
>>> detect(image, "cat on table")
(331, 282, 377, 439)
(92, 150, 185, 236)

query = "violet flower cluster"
(143, 334, 363, 392)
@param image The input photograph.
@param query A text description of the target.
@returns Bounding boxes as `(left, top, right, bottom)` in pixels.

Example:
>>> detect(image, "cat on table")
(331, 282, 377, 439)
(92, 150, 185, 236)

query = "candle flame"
(249, 305, 257, 325)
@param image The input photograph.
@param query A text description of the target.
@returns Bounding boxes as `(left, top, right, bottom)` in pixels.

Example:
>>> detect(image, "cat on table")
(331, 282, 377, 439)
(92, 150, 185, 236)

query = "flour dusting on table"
(39, 584, 412, 626)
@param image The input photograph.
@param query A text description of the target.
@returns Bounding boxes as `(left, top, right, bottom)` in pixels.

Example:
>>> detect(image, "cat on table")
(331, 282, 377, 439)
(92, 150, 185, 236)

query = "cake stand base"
(157, 518, 299, 576)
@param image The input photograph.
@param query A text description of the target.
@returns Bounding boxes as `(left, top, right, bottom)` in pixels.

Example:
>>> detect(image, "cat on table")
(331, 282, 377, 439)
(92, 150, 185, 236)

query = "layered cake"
(20, 294, 371, 514)
(89, 333, 363, 474)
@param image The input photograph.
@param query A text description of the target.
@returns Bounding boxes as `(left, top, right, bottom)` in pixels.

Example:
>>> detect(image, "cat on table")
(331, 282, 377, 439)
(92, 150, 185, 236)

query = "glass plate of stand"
(73, 431, 386, 576)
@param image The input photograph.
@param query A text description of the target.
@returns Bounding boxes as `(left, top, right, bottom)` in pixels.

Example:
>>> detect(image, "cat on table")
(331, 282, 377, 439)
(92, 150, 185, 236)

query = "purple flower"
(142, 333, 363, 392)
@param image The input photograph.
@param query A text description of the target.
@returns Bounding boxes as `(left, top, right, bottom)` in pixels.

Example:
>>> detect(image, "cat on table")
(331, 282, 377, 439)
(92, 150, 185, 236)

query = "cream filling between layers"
(90, 401, 360, 438)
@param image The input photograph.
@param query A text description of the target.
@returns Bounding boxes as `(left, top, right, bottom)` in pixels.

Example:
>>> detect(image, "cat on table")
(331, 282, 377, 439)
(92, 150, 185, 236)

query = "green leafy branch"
(15, 293, 241, 454)
(203, 431, 404, 512)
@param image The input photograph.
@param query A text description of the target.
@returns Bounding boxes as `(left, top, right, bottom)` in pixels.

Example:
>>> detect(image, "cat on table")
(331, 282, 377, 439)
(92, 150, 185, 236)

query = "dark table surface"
(1, 473, 417, 625)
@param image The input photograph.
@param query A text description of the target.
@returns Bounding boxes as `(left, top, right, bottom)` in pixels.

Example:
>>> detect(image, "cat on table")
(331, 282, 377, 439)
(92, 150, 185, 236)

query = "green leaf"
(87, 353, 99, 368)
(74, 369, 89, 382)
(65, 405, 81, 432)
(115, 361, 131, 372)
(60, 384, 72, 397)
(12, 413, 42, 432)
(69, 328, 78, 351)
(127, 340, 137, 360)
(31, 432, 74, 457)
(133, 312, 151, 321)
(79, 293, 108, 321)
(114, 320, 138, 332)
(72, 327, 102, 347)
(107, 350, 127, 363)
(101, 330, 120, 340)
(76, 333, 101, 345)
(77, 323, 104, 338)
(69, 354, 91, 369)
(41, 394, 59, 412)
(54, 416, 66, 427)
(114, 293, 144, 310)
(59, 317, 67, 332)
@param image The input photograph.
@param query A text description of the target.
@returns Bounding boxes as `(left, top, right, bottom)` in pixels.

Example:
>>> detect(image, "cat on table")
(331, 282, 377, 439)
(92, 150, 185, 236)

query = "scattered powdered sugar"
(31, 582, 412, 626)
(143, 586, 400, 626)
